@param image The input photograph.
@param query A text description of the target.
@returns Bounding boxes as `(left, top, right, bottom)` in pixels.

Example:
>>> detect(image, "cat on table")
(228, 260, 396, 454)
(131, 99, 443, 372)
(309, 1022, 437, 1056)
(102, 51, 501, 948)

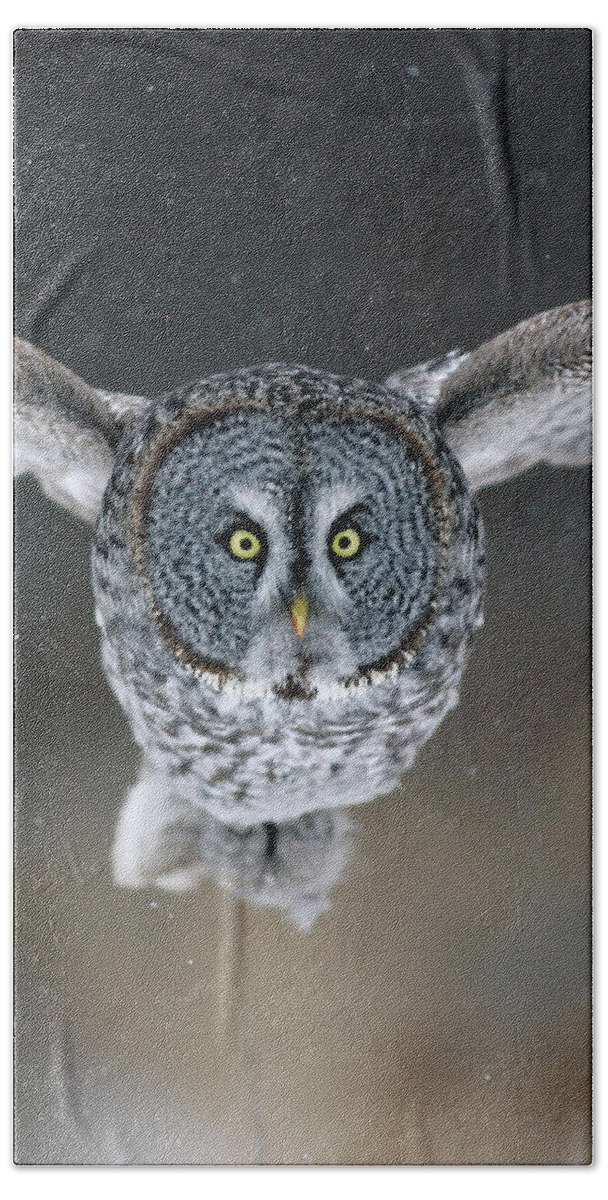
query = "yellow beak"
(290, 593, 308, 638)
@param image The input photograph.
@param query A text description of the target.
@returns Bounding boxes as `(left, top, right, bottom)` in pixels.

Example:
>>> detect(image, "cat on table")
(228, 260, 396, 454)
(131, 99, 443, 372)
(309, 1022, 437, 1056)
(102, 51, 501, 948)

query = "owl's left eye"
(227, 528, 263, 560)
(330, 527, 362, 560)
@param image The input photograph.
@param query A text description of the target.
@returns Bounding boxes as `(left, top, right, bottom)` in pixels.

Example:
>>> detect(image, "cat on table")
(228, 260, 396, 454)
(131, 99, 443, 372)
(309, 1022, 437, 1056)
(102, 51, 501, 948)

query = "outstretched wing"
(385, 300, 592, 491)
(384, 348, 469, 410)
(14, 338, 150, 523)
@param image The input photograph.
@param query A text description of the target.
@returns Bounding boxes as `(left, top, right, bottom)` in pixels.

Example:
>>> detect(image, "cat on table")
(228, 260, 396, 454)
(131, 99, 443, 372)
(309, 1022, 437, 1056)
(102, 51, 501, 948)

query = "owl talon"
(154, 864, 208, 891)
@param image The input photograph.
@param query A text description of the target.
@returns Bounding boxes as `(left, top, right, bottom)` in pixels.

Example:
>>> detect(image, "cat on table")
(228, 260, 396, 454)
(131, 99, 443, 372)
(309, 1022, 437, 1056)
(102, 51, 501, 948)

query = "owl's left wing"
(384, 347, 469, 410)
(14, 338, 150, 523)
(385, 300, 592, 491)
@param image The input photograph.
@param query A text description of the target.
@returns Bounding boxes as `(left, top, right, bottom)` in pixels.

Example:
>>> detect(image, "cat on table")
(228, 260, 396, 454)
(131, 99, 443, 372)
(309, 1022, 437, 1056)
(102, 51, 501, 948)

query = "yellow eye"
(228, 529, 262, 560)
(331, 527, 361, 559)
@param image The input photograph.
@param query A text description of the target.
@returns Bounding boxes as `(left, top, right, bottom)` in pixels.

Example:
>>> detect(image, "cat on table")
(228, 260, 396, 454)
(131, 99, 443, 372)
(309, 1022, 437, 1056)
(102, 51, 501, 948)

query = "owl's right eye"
(228, 528, 263, 560)
(218, 520, 267, 565)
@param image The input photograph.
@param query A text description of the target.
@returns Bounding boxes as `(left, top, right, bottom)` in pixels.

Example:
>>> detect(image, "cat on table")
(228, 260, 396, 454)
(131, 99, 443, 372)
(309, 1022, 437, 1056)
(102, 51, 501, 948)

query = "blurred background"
(14, 28, 591, 1164)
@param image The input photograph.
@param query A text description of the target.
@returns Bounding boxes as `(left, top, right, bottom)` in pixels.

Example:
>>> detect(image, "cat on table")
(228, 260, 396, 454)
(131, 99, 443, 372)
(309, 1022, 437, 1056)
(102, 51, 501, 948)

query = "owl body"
(92, 363, 484, 827)
(99, 641, 469, 826)
(15, 301, 590, 920)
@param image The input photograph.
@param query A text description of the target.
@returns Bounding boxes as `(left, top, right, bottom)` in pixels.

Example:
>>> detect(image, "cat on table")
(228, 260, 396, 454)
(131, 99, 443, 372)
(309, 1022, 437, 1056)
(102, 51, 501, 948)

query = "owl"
(14, 300, 591, 926)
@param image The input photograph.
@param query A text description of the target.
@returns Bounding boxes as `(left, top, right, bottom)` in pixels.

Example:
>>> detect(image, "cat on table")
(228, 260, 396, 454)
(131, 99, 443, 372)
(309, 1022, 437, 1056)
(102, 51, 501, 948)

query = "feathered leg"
(112, 759, 353, 928)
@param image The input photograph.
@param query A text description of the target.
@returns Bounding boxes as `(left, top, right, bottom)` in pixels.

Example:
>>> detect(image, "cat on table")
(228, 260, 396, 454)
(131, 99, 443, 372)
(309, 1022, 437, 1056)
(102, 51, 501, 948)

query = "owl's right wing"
(385, 300, 592, 492)
(14, 338, 150, 523)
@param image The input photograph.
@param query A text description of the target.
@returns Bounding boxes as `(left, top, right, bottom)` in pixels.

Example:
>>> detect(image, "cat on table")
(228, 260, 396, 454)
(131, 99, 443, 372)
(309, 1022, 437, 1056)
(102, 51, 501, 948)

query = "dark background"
(14, 29, 591, 1164)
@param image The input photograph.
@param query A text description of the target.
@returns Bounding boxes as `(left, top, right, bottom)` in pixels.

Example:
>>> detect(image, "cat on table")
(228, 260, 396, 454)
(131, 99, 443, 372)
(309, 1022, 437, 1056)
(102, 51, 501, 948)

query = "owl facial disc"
(129, 388, 450, 700)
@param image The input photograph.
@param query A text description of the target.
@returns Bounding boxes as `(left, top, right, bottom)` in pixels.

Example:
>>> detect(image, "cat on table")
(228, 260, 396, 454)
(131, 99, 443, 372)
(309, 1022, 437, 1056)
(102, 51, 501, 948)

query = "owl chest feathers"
(99, 621, 466, 825)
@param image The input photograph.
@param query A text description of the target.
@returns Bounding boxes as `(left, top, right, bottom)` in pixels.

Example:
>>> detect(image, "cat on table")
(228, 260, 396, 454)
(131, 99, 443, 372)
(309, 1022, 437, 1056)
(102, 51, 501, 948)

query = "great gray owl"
(14, 300, 592, 926)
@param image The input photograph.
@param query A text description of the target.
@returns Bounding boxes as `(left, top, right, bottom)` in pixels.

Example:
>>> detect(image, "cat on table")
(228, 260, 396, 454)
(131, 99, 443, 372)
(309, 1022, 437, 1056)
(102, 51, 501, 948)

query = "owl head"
(89, 362, 483, 717)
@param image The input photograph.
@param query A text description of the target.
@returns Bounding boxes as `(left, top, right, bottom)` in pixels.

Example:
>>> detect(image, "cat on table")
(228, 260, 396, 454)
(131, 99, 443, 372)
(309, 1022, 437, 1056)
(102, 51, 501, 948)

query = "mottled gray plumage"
(14, 300, 592, 926)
